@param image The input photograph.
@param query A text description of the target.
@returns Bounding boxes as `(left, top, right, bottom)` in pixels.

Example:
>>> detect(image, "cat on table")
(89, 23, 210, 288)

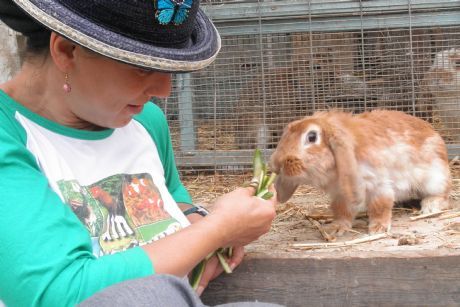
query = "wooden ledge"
(202, 252, 460, 306)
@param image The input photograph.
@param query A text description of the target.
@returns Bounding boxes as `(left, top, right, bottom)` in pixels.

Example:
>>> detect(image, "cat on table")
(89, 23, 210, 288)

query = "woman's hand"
(142, 188, 276, 278)
(208, 187, 277, 248)
(195, 245, 245, 296)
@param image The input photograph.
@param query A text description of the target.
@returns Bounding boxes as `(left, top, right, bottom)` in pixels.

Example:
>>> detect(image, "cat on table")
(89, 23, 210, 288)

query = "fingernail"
(230, 262, 236, 271)
(197, 286, 204, 296)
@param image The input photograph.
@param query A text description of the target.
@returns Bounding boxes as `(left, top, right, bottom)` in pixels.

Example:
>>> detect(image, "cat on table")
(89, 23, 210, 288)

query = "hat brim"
(13, 0, 221, 72)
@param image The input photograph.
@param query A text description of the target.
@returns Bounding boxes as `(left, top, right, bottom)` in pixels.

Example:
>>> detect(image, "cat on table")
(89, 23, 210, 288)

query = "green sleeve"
(134, 102, 193, 205)
(0, 108, 153, 307)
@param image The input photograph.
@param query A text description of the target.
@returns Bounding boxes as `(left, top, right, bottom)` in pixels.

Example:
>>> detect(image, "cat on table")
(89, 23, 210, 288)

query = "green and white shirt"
(0, 90, 192, 306)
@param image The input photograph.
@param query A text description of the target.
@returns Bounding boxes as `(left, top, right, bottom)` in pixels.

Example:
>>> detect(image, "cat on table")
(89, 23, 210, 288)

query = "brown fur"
(282, 156, 304, 177)
(367, 196, 394, 234)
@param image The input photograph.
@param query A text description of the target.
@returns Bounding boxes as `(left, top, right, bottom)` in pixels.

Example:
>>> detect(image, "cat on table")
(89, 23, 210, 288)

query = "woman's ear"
(49, 32, 76, 72)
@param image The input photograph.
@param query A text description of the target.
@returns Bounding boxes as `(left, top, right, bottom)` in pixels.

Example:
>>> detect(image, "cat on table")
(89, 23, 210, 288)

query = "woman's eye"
(306, 131, 317, 143)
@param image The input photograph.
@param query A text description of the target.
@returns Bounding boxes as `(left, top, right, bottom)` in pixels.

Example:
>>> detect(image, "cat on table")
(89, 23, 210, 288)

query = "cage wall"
(154, 0, 460, 175)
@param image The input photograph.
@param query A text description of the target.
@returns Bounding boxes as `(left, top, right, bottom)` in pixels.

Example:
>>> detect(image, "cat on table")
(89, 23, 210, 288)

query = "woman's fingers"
(228, 245, 245, 272)
(209, 186, 277, 248)
(196, 255, 221, 296)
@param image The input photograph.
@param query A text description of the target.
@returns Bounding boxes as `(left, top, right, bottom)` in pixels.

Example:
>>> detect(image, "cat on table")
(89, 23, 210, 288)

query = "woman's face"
(67, 47, 172, 129)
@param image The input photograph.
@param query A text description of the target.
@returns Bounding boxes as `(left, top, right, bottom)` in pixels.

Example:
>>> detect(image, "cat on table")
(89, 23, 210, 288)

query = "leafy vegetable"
(250, 149, 277, 199)
(189, 149, 277, 289)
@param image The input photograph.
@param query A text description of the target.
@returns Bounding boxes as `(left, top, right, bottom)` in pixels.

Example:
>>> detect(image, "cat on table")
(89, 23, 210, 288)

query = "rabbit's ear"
(275, 175, 299, 203)
(324, 122, 363, 206)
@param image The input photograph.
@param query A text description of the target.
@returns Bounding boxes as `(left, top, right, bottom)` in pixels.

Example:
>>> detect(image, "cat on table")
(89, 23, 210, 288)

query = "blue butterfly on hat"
(155, 0, 193, 25)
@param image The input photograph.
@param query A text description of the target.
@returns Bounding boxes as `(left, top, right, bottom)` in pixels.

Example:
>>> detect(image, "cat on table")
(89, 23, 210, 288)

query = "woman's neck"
(2, 61, 59, 112)
(0, 62, 103, 131)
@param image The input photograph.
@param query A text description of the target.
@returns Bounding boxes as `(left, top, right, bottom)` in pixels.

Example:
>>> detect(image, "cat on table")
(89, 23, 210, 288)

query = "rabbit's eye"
(307, 131, 317, 143)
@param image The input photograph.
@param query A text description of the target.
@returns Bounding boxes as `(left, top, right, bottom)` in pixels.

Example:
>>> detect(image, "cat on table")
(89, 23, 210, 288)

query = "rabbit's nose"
(282, 156, 303, 177)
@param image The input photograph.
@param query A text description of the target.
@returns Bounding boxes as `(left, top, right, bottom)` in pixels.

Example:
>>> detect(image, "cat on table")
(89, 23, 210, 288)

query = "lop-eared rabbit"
(270, 110, 452, 235)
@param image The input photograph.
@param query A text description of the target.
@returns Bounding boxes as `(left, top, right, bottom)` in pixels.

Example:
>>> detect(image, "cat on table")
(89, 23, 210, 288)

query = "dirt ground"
(183, 163, 460, 259)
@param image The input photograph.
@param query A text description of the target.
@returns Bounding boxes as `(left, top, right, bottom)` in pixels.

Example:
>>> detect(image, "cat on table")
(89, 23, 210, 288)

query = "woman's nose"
(145, 72, 172, 98)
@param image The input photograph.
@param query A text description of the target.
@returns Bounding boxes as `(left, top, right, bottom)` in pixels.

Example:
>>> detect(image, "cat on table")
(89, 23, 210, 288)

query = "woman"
(0, 0, 277, 306)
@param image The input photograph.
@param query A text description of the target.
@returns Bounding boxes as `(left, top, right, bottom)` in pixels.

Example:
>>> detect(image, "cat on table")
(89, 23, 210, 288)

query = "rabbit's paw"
(368, 221, 391, 234)
(324, 220, 352, 237)
(420, 196, 450, 214)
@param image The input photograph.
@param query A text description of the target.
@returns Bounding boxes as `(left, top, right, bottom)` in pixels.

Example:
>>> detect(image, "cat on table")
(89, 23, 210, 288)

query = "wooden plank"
(176, 149, 274, 167)
(202, 0, 460, 35)
(201, 254, 460, 306)
(203, 0, 460, 22)
(212, 12, 460, 36)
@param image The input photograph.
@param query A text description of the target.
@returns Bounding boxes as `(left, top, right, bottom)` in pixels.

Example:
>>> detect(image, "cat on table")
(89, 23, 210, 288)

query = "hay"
(183, 162, 459, 221)
(181, 162, 460, 256)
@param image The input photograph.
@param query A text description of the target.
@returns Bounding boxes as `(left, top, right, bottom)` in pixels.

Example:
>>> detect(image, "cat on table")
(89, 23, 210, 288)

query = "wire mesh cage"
(154, 0, 460, 177)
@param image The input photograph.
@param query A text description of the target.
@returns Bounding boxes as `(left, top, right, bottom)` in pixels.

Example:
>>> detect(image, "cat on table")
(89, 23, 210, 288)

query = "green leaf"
(257, 170, 265, 193)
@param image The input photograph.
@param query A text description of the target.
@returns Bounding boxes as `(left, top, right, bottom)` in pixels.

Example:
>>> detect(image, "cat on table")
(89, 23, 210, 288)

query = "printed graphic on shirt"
(57, 173, 182, 257)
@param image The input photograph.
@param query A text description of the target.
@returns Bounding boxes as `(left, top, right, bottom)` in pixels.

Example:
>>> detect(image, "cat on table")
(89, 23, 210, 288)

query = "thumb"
(196, 285, 205, 296)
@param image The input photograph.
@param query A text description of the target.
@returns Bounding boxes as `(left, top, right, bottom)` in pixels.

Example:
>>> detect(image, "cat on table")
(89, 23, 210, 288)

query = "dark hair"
(23, 30, 51, 54)
(0, 0, 51, 55)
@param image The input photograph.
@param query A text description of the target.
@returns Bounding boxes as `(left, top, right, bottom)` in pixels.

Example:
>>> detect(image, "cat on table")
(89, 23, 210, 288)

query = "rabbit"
(270, 110, 452, 236)
(425, 48, 460, 143)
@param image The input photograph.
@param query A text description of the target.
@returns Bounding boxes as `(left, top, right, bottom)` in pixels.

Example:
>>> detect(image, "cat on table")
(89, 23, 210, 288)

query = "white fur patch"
(424, 159, 449, 195)
(358, 138, 448, 204)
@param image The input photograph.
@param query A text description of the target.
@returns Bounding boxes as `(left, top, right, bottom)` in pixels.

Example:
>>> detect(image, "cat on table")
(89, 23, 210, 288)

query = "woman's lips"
(127, 104, 144, 114)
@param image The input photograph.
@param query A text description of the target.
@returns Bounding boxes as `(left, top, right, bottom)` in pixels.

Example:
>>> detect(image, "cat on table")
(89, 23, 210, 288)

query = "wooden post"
(177, 73, 196, 152)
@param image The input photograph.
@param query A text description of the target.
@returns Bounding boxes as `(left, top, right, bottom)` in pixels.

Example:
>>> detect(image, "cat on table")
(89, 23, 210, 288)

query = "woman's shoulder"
(0, 90, 27, 141)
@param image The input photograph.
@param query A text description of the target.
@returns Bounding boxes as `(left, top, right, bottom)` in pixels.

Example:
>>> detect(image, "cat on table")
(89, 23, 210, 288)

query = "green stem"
(264, 172, 277, 190)
(216, 251, 233, 273)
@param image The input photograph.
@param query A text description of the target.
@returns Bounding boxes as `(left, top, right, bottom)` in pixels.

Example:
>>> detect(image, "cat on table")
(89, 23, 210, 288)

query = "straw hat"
(1, 0, 221, 72)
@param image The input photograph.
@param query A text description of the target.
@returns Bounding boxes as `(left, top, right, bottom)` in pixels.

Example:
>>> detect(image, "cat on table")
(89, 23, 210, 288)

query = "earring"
(63, 73, 71, 93)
